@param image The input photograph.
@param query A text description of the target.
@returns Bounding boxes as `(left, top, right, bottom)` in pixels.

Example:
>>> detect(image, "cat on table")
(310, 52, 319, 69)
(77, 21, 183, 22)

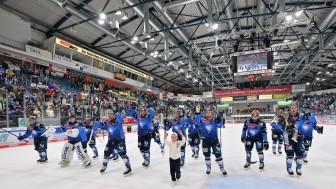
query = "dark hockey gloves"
(317, 126, 323, 134)
(241, 135, 246, 143)
(263, 141, 269, 150)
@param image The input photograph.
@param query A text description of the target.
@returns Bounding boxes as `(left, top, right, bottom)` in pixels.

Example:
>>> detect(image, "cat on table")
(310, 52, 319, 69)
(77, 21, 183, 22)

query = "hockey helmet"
(251, 110, 260, 120)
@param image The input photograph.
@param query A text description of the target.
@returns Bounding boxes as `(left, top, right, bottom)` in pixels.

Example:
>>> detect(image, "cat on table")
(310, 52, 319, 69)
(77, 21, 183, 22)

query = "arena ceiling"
(1, 0, 336, 93)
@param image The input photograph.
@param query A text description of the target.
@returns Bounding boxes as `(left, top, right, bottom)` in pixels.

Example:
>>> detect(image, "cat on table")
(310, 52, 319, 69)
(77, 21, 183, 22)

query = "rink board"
(0, 125, 138, 149)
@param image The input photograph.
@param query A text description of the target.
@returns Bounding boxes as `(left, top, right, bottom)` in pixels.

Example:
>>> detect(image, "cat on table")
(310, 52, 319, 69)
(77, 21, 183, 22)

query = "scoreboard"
(233, 69, 273, 83)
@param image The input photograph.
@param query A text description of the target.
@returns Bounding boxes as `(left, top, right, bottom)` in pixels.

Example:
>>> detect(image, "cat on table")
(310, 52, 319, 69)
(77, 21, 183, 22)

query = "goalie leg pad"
(61, 142, 74, 162)
(74, 142, 89, 162)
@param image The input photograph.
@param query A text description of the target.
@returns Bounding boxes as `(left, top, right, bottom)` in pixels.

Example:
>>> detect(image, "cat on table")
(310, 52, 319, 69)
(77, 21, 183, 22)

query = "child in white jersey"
(164, 130, 186, 186)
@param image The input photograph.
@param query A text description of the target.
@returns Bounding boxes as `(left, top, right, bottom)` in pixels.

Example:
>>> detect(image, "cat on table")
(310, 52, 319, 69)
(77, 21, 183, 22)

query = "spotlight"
(212, 23, 219, 30)
(133, 36, 139, 41)
(115, 10, 122, 15)
(295, 10, 304, 17)
(100, 13, 106, 20)
(98, 19, 105, 25)
(285, 15, 293, 21)
(121, 13, 128, 20)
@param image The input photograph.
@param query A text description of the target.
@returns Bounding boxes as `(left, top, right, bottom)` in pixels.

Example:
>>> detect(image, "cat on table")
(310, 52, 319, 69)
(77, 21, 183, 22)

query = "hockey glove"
(263, 141, 269, 150)
(187, 110, 191, 117)
(241, 135, 246, 143)
(164, 119, 170, 127)
(317, 126, 323, 134)
(17, 136, 25, 141)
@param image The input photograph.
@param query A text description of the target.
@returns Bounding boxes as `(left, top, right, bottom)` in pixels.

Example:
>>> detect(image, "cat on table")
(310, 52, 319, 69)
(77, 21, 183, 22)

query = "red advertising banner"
(214, 85, 292, 97)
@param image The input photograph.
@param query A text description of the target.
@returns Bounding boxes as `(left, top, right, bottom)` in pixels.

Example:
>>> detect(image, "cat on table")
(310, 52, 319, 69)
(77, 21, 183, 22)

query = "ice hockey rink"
(0, 124, 335, 189)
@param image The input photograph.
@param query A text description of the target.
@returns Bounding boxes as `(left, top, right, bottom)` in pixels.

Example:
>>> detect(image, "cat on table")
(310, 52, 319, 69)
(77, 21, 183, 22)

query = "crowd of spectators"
(293, 93, 336, 115)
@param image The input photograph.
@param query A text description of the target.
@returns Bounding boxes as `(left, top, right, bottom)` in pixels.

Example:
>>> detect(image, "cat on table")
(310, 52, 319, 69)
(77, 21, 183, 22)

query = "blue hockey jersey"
(55, 121, 87, 143)
(165, 117, 187, 140)
(194, 113, 223, 140)
(127, 108, 155, 136)
(242, 119, 267, 141)
(186, 116, 200, 136)
(95, 113, 125, 141)
(83, 121, 95, 138)
(299, 116, 318, 138)
(22, 123, 46, 139)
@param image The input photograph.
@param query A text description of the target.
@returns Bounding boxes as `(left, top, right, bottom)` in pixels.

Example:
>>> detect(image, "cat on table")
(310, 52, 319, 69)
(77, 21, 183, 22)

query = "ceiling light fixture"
(285, 15, 293, 21)
(100, 13, 106, 20)
(98, 19, 105, 25)
(115, 10, 122, 15)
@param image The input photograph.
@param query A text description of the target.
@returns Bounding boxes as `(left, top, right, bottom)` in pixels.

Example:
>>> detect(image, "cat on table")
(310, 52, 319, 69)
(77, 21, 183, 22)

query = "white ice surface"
(0, 124, 335, 189)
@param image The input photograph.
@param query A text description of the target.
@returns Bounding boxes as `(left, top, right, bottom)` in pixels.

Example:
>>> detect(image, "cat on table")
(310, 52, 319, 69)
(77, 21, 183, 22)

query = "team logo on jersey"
(302, 124, 309, 131)
(139, 122, 144, 128)
(108, 128, 114, 134)
(205, 124, 212, 133)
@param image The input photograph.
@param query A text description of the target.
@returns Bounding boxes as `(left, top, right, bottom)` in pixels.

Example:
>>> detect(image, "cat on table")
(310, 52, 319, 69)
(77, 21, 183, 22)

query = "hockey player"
(283, 102, 305, 176)
(270, 108, 284, 154)
(17, 115, 48, 163)
(82, 114, 99, 159)
(186, 111, 201, 158)
(127, 105, 155, 168)
(164, 110, 187, 166)
(241, 110, 269, 170)
(45, 114, 91, 168)
(152, 116, 165, 153)
(300, 109, 323, 164)
(194, 107, 227, 175)
(95, 110, 132, 176)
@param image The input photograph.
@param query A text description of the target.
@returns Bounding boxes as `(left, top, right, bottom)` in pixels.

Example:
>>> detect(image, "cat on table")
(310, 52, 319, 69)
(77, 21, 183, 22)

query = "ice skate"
(220, 167, 227, 175)
(100, 166, 107, 173)
(244, 161, 251, 169)
(206, 166, 211, 174)
(123, 166, 132, 177)
(259, 162, 264, 171)
(59, 160, 70, 167)
(287, 168, 294, 176)
(296, 168, 302, 176)
(92, 154, 99, 160)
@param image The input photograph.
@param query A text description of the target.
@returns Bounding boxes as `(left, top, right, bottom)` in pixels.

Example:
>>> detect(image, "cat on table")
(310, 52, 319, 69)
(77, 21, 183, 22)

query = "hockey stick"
(210, 66, 222, 148)
(0, 128, 29, 143)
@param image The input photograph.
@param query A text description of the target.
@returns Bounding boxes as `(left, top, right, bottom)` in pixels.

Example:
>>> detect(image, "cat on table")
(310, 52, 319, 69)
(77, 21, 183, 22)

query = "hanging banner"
(55, 38, 153, 80)
(233, 96, 247, 101)
(214, 85, 292, 97)
(247, 95, 257, 101)
(221, 97, 233, 102)
(25, 45, 52, 60)
(277, 100, 293, 106)
(217, 104, 229, 109)
(258, 94, 272, 100)
(202, 91, 213, 98)
(292, 84, 306, 93)
(52, 64, 67, 74)
(273, 93, 287, 99)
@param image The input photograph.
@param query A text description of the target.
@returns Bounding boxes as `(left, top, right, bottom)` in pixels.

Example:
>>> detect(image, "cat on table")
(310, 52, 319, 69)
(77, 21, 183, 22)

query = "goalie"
(44, 114, 91, 168)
